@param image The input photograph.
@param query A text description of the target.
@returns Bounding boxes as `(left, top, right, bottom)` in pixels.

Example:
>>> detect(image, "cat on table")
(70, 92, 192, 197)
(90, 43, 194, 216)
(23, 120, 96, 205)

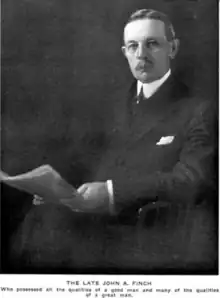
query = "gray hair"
(125, 9, 176, 41)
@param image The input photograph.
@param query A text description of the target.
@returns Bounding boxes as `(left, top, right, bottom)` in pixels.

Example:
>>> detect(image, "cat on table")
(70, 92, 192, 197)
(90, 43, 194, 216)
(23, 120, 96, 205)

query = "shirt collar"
(137, 69, 171, 99)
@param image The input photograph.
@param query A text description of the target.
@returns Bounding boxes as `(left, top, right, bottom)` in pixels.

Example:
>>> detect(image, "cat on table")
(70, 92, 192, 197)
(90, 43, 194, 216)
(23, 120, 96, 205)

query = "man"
(12, 9, 216, 272)
(76, 9, 215, 217)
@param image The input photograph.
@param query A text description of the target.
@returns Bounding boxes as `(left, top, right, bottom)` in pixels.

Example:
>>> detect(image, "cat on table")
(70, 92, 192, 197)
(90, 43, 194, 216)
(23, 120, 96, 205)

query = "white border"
(0, 2, 219, 298)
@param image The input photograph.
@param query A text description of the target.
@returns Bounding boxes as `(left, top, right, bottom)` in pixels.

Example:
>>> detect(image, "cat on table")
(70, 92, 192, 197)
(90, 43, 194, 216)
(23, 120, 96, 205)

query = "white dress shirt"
(106, 69, 171, 214)
(137, 69, 171, 99)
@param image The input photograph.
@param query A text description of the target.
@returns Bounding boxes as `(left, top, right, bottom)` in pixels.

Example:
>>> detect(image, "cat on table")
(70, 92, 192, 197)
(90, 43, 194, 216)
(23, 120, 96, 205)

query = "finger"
(33, 194, 43, 200)
(77, 184, 89, 194)
(60, 198, 81, 210)
(33, 195, 45, 205)
(81, 190, 90, 200)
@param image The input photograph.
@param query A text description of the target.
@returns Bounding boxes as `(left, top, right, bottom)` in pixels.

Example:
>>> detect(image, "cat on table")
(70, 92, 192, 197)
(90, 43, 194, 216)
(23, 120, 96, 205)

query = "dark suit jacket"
(8, 74, 217, 273)
(94, 74, 216, 218)
(84, 74, 217, 272)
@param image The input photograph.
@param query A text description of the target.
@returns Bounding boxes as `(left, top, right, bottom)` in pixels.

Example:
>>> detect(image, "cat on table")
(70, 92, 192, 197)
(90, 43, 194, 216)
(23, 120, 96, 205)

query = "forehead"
(124, 19, 166, 42)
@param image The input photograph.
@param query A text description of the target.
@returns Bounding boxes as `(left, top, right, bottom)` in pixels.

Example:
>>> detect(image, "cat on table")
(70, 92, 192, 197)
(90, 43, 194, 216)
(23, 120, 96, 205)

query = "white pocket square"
(156, 136, 175, 145)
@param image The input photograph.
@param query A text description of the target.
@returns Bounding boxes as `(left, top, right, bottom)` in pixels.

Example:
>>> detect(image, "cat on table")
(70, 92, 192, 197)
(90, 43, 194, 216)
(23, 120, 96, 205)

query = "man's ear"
(121, 46, 127, 57)
(169, 38, 180, 59)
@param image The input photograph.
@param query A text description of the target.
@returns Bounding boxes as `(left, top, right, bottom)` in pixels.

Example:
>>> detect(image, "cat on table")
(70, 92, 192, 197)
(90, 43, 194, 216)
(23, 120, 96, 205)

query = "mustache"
(135, 59, 153, 70)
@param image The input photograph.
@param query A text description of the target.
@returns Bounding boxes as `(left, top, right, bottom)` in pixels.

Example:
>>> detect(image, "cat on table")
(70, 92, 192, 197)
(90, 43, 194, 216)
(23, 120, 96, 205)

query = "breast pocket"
(156, 135, 175, 146)
(154, 133, 182, 171)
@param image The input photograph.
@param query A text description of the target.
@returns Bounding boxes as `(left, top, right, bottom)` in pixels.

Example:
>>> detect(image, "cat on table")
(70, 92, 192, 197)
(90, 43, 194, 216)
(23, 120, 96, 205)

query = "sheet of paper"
(0, 165, 83, 211)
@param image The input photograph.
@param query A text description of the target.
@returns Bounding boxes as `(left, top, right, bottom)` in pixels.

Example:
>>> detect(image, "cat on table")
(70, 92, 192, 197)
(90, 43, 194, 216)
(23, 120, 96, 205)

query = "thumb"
(77, 183, 89, 194)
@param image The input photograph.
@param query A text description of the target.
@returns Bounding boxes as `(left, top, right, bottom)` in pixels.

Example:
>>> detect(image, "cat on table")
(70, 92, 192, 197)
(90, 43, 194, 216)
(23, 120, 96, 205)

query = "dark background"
(1, 0, 218, 272)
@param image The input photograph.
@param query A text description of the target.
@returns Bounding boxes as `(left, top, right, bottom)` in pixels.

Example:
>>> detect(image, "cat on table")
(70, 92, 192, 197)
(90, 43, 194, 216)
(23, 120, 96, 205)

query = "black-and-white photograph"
(1, 0, 218, 275)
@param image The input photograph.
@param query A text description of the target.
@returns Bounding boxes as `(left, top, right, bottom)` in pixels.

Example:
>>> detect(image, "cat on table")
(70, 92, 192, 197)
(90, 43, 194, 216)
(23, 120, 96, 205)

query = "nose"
(136, 43, 148, 59)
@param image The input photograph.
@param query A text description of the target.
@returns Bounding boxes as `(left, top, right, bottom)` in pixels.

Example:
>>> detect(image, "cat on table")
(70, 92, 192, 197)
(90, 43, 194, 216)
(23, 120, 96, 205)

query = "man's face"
(123, 19, 174, 83)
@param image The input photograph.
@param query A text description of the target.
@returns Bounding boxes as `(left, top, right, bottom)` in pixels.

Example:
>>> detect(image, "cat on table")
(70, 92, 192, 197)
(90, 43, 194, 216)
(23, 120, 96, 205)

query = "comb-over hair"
(126, 9, 176, 41)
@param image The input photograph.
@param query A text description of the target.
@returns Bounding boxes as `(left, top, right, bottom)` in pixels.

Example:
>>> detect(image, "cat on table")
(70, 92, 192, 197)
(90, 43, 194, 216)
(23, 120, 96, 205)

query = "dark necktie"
(136, 86, 145, 104)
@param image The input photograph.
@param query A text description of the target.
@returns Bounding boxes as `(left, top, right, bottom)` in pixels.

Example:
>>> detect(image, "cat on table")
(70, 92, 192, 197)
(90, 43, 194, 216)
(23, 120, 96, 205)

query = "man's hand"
(32, 181, 110, 214)
(33, 194, 45, 205)
(77, 182, 109, 213)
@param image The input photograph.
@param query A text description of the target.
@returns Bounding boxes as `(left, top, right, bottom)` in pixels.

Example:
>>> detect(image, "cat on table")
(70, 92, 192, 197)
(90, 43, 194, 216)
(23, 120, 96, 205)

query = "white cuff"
(106, 180, 115, 215)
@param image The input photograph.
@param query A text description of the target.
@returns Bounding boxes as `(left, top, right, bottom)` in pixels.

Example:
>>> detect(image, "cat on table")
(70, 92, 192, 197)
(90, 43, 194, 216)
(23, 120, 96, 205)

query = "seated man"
(11, 9, 217, 273)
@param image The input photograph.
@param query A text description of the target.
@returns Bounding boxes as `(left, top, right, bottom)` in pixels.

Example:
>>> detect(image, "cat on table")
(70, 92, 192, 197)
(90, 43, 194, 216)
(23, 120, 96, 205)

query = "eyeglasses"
(123, 38, 167, 55)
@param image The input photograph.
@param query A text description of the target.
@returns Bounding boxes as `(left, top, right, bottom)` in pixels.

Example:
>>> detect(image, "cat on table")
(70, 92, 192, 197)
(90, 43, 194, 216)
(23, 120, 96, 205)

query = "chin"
(135, 71, 161, 83)
(137, 74, 155, 83)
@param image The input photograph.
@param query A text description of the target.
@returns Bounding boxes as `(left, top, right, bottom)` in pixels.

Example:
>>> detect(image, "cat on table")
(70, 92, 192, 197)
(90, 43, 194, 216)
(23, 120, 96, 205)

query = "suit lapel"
(125, 75, 189, 141)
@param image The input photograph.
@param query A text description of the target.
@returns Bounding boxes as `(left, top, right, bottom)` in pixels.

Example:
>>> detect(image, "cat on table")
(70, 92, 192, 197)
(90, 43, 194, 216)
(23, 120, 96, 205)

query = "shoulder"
(187, 97, 216, 123)
(172, 74, 215, 122)
(171, 76, 216, 137)
(184, 97, 216, 145)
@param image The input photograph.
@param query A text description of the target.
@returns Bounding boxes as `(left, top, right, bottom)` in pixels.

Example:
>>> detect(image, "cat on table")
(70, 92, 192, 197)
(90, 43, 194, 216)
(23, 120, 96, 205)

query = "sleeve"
(112, 100, 216, 213)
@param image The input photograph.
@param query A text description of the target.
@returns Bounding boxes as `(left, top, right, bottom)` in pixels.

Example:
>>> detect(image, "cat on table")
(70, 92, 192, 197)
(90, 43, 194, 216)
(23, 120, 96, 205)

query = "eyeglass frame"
(122, 36, 173, 55)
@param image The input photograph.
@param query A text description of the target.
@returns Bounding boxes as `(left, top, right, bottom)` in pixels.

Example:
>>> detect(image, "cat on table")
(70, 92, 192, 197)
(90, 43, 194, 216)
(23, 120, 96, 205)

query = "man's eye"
(127, 43, 138, 51)
(147, 40, 159, 47)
